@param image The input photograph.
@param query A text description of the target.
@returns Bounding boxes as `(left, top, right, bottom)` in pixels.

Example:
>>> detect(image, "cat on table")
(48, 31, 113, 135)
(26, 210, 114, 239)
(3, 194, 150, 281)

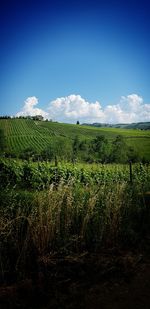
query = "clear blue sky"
(0, 0, 150, 119)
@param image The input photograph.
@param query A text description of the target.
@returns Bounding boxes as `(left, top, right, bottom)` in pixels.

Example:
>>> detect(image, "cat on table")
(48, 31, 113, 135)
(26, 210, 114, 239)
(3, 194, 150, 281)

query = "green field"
(0, 120, 150, 308)
(0, 118, 150, 160)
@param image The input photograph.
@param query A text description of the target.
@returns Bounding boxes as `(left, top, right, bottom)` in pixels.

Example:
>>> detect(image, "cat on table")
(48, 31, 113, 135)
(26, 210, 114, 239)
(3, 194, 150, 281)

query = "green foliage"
(20, 146, 40, 161)
(110, 135, 128, 163)
(91, 135, 110, 162)
(40, 145, 54, 161)
(0, 159, 150, 191)
(0, 159, 23, 187)
(110, 135, 140, 163)
(0, 118, 149, 161)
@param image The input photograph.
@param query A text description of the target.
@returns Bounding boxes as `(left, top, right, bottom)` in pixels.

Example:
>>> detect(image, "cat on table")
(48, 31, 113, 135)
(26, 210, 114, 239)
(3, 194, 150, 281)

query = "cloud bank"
(16, 94, 150, 123)
(48, 95, 104, 123)
(48, 94, 150, 123)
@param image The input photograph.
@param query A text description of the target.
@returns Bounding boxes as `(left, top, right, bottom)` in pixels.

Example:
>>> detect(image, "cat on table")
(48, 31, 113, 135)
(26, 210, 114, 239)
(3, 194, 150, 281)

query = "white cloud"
(48, 94, 150, 123)
(16, 97, 48, 119)
(16, 94, 150, 123)
(106, 94, 150, 123)
(48, 94, 104, 123)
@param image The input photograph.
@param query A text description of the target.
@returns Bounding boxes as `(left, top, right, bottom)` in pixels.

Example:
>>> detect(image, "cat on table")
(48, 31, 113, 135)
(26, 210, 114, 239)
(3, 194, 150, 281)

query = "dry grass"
(0, 178, 149, 284)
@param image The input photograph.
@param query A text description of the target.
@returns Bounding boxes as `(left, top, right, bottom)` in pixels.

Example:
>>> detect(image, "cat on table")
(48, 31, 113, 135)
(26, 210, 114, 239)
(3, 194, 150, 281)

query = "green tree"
(91, 135, 110, 162)
(111, 135, 128, 163)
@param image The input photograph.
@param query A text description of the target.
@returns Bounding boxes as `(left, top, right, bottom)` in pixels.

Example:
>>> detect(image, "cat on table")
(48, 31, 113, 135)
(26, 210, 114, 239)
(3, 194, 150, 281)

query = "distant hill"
(81, 122, 150, 130)
(0, 118, 150, 160)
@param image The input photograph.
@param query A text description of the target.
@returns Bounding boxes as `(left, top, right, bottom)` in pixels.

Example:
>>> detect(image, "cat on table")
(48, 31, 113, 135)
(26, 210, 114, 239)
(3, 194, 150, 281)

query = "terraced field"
(0, 118, 150, 159)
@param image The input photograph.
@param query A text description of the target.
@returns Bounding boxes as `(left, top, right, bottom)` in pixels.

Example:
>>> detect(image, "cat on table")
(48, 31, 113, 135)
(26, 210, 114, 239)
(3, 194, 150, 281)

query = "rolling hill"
(0, 118, 150, 160)
(82, 122, 150, 130)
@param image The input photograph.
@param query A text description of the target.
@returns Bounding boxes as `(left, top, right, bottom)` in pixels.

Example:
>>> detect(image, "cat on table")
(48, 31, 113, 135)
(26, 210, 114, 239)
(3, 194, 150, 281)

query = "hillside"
(82, 121, 150, 130)
(0, 118, 150, 160)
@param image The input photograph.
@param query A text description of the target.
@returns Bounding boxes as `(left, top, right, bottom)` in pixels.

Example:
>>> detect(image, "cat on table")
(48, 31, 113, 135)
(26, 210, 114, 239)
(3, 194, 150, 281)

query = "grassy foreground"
(0, 161, 150, 277)
(0, 160, 150, 308)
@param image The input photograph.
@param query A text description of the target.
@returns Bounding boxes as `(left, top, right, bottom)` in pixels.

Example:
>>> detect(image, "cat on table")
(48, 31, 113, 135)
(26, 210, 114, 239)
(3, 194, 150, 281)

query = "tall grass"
(0, 175, 150, 283)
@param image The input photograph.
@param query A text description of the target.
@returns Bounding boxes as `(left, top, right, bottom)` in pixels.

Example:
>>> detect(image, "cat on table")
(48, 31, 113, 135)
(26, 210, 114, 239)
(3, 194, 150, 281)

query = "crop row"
(0, 119, 150, 160)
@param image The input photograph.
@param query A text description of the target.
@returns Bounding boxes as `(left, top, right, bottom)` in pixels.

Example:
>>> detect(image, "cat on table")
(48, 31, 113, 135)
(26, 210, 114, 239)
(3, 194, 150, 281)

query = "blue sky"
(0, 0, 150, 123)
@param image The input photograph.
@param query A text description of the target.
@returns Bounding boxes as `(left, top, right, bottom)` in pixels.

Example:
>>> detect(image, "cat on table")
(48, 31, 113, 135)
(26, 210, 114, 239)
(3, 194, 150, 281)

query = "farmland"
(0, 118, 150, 160)
(0, 119, 150, 308)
